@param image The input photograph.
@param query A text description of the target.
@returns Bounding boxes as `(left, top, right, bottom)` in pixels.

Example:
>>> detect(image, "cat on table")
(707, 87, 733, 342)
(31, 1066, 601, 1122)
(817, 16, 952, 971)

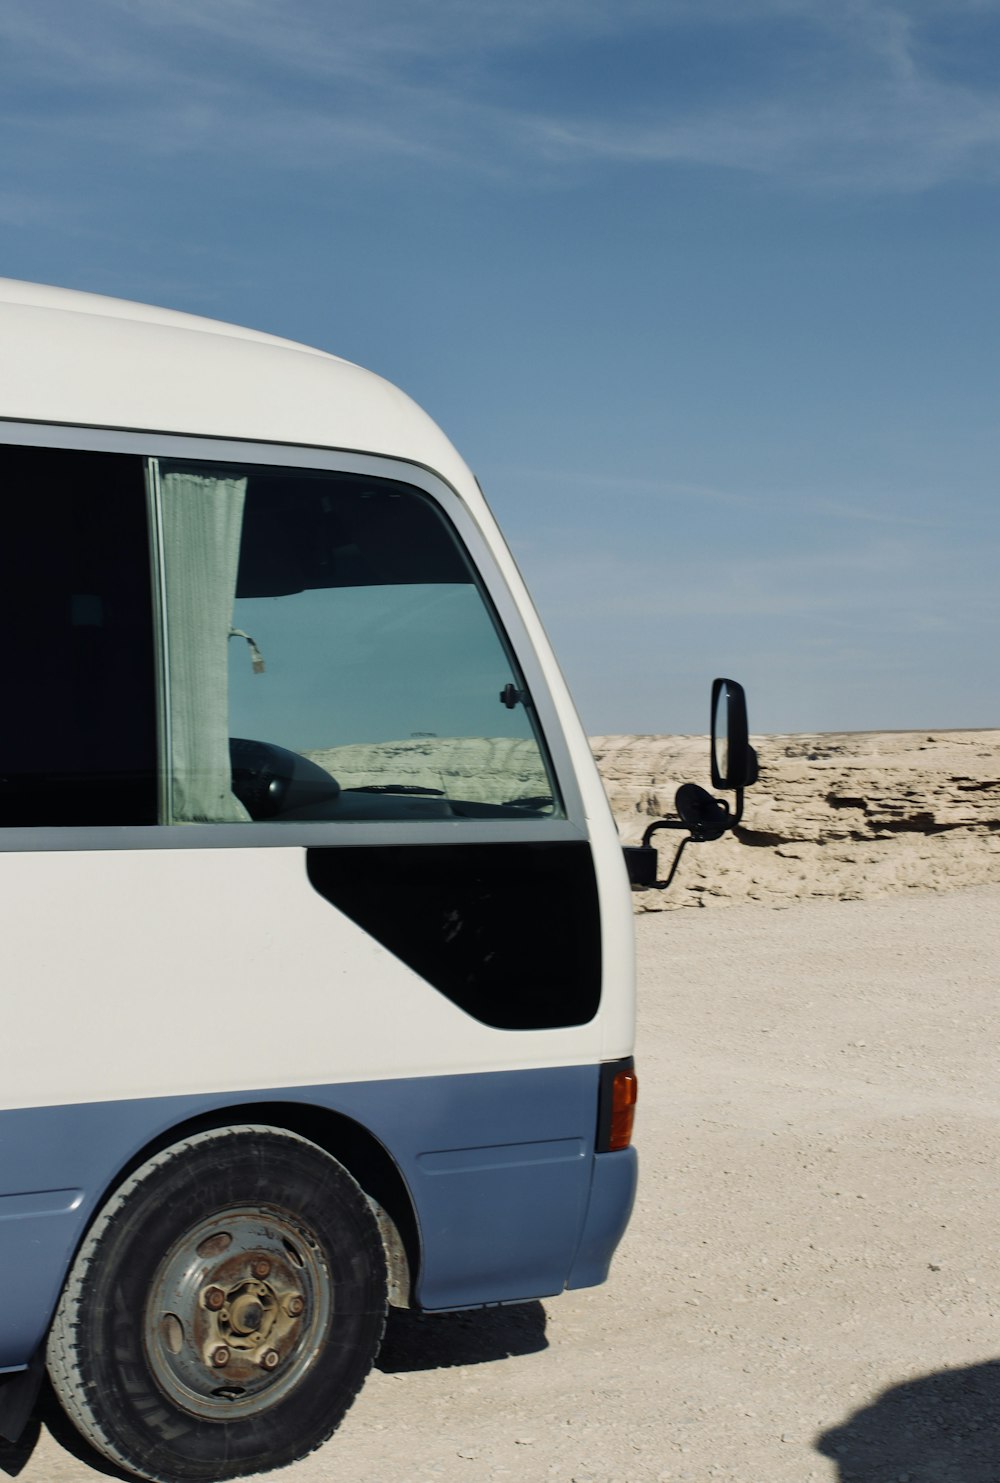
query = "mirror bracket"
(622, 676, 758, 892)
(624, 836, 694, 893)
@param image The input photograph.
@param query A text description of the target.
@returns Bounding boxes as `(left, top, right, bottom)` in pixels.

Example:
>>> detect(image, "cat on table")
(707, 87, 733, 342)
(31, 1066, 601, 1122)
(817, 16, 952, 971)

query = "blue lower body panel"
(566, 1146, 638, 1289)
(0, 1064, 635, 1370)
(0, 1188, 84, 1374)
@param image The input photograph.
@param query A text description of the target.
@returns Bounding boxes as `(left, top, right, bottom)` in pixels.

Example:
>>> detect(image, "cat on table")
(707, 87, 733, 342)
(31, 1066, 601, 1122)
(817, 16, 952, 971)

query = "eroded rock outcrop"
(592, 730, 1000, 910)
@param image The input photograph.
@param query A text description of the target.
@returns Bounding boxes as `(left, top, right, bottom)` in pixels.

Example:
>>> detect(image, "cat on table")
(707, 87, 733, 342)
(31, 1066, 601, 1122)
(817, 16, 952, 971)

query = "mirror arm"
(641, 817, 688, 847)
(658, 835, 692, 892)
(631, 788, 733, 891)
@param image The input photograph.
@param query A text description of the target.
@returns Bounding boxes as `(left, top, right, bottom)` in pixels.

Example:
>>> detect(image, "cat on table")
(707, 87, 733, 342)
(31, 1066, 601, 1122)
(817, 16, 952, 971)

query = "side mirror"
(624, 676, 759, 891)
(710, 678, 759, 791)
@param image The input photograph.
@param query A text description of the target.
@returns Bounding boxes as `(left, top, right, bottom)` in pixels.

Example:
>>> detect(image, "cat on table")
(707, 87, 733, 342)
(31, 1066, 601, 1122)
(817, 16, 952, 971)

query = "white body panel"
(0, 280, 635, 1112)
(0, 846, 610, 1112)
(0, 279, 470, 491)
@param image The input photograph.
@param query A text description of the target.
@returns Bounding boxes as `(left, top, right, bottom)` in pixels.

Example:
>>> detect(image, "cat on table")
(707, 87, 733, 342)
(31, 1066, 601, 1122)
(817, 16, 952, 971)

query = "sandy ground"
(6, 882, 1000, 1483)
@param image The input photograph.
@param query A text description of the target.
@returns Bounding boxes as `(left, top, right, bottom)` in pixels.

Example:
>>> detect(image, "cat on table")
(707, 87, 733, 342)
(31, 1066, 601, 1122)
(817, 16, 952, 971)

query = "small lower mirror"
(675, 782, 729, 842)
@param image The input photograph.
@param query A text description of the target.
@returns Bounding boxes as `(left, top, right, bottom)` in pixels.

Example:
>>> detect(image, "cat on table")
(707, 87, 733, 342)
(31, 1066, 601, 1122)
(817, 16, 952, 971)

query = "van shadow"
(0, 1414, 38, 1479)
(0, 1383, 134, 1481)
(816, 1359, 1000, 1481)
(376, 1300, 548, 1373)
(0, 1305, 548, 1479)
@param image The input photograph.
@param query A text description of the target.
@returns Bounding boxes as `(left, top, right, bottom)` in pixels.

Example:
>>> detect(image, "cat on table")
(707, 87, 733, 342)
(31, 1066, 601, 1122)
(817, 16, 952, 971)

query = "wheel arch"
(81, 1100, 419, 1311)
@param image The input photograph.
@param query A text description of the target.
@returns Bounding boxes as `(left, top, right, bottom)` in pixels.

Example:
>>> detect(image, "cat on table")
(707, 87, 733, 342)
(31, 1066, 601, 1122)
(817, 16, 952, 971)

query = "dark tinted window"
(0, 445, 157, 825)
(307, 841, 601, 1029)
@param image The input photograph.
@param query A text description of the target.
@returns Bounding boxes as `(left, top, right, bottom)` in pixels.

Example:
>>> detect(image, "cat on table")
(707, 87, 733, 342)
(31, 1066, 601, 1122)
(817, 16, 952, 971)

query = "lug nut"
(251, 1258, 271, 1279)
(204, 1286, 225, 1311)
(211, 1346, 231, 1367)
(285, 1295, 305, 1317)
(261, 1349, 280, 1370)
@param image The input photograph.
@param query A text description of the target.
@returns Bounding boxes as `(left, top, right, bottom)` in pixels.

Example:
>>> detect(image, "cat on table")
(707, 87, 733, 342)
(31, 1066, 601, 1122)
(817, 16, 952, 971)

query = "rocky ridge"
(592, 728, 1000, 910)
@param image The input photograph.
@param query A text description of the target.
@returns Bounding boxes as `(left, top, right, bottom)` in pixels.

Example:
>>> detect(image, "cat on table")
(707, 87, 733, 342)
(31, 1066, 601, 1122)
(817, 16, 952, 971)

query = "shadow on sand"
(817, 1359, 1000, 1482)
(0, 1304, 547, 1478)
(0, 1381, 135, 1481)
(0, 1413, 39, 1480)
(376, 1299, 548, 1373)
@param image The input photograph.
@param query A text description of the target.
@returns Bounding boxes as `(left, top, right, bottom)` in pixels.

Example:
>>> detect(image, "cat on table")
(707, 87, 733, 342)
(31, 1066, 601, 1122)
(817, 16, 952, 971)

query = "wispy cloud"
(518, 530, 1000, 628)
(1, 1, 999, 193)
(490, 464, 760, 510)
(490, 464, 974, 530)
(521, 92, 1000, 193)
(516, 5, 1000, 191)
(0, 191, 67, 228)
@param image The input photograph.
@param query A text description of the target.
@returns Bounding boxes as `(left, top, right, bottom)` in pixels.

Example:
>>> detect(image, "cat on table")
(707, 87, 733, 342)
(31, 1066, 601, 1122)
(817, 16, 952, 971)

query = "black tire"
(46, 1125, 387, 1483)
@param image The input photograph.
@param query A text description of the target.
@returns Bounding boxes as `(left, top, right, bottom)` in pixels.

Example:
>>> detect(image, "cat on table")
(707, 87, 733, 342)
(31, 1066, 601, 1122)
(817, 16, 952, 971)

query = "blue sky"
(2, 0, 998, 734)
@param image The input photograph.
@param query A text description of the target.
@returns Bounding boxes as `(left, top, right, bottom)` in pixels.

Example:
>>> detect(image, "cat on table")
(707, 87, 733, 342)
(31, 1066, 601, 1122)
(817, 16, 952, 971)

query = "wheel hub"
(144, 1207, 332, 1420)
(200, 1275, 291, 1362)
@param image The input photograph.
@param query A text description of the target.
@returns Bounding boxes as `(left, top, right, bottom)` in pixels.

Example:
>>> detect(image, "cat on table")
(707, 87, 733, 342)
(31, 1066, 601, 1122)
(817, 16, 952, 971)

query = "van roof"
(0, 278, 472, 489)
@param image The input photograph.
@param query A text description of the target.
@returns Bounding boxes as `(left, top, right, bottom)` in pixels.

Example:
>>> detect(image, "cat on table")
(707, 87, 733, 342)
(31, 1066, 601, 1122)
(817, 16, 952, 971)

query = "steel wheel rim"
(143, 1204, 333, 1420)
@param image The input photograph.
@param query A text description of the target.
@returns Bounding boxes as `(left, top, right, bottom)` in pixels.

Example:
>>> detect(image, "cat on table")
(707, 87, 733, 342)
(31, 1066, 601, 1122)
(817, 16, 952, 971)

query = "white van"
(0, 279, 754, 1483)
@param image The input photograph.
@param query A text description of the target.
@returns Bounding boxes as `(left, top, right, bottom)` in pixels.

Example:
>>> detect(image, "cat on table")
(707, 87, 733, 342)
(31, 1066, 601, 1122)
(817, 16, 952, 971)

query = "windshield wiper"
(349, 783, 446, 796)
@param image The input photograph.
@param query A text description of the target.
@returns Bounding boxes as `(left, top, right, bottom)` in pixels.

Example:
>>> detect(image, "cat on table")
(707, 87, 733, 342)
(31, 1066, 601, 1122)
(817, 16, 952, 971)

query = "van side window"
(154, 461, 560, 824)
(0, 444, 157, 826)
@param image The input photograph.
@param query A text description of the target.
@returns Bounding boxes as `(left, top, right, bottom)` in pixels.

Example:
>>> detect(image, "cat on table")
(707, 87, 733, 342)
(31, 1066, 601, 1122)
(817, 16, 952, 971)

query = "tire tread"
(46, 1124, 385, 1483)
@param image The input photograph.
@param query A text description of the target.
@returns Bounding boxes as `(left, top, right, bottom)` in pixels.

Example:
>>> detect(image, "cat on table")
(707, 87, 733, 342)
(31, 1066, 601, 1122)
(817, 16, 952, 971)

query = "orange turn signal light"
(608, 1068, 638, 1151)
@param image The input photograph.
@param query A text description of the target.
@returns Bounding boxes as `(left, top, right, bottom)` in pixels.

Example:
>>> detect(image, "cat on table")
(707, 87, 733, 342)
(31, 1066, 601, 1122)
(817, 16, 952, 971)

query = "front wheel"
(47, 1125, 387, 1483)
